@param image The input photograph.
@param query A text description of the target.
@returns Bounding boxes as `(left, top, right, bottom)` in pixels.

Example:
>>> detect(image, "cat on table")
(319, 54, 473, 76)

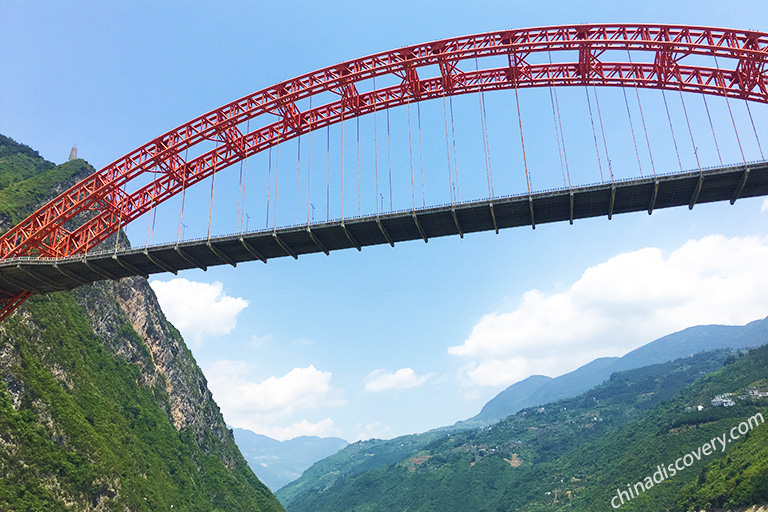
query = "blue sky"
(2, 1, 768, 442)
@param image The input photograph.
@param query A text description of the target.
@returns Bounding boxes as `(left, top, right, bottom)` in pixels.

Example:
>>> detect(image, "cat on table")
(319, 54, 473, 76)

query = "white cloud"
(291, 337, 314, 346)
(203, 361, 345, 441)
(254, 418, 336, 441)
(209, 363, 334, 416)
(762, 198, 768, 213)
(249, 334, 272, 349)
(356, 421, 393, 441)
(450, 235, 768, 387)
(364, 368, 432, 392)
(149, 278, 248, 344)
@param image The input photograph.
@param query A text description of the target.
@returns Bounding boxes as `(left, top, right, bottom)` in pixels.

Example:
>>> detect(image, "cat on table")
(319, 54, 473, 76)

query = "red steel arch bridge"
(1, 23, 767, 321)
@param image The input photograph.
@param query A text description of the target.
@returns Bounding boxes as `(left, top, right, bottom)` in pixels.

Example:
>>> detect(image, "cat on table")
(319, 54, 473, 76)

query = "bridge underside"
(1, 161, 766, 295)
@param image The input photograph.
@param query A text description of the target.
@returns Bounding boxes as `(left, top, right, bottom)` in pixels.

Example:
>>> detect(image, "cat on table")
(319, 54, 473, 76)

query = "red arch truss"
(1, 23, 767, 264)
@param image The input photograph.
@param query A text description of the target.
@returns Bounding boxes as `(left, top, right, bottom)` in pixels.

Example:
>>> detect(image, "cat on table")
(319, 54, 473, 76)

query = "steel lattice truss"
(1, 23, 767, 320)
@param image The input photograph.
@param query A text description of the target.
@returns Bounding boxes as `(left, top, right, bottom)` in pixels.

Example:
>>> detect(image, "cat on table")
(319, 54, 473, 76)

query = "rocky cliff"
(0, 134, 284, 511)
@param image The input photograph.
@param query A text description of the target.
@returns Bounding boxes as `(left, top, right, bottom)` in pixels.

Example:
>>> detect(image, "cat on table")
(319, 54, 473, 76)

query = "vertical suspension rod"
(514, 83, 534, 229)
(662, 89, 683, 172)
(592, 85, 614, 184)
(585, 86, 605, 182)
(207, 141, 219, 240)
(387, 108, 393, 212)
(265, 147, 272, 229)
(449, 97, 460, 202)
(744, 100, 764, 160)
(443, 97, 454, 205)
(307, 96, 313, 225)
(702, 94, 724, 167)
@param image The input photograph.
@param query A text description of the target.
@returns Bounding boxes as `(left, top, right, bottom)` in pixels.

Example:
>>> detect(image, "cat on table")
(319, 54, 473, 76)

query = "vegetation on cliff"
(278, 343, 768, 511)
(0, 135, 284, 511)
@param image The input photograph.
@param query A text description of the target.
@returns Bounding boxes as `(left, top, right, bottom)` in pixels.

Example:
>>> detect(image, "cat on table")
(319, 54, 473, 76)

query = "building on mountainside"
(737, 387, 768, 401)
(711, 394, 735, 407)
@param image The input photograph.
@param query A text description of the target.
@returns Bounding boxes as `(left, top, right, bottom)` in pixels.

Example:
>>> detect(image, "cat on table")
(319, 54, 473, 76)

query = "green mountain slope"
(0, 136, 284, 511)
(515, 344, 768, 511)
(676, 412, 768, 510)
(0, 135, 55, 193)
(232, 428, 348, 491)
(0, 136, 93, 230)
(276, 430, 446, 507)
(278, 318, 768, 511)
(279, 346, 768, 512)
(469, 317, 768, 426)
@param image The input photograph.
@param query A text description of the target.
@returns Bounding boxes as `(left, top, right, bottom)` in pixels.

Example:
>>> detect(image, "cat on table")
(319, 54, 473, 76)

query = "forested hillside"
(232, 428, 348, 491)
(468, 317, 768, 426)
(0, 135, 284, 511)
(279, 346, 768, 511)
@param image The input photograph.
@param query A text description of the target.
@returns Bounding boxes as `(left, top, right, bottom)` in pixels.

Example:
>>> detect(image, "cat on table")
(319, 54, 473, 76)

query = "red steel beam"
(0, 23, 766, 320)
(0, 290, 33, 323)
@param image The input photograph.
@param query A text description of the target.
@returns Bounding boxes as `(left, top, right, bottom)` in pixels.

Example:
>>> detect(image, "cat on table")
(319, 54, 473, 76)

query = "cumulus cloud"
(149, 278, 248, 344)
(254, 418, 336, 441)
(356, 421, 393, 441)
(364, 368, 432, 392)
(209, 363, 334, 416)
(450, 235, 768, 387)
(203, 361, 344, 441)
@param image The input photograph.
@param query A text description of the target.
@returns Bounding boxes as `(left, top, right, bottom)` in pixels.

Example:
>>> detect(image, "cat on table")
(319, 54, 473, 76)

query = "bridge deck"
(1, 161, 766, 295)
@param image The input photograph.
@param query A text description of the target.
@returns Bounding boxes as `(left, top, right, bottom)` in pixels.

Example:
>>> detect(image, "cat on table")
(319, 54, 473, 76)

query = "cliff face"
(0, 135, 284, 511)
(77, 277, 238, 466)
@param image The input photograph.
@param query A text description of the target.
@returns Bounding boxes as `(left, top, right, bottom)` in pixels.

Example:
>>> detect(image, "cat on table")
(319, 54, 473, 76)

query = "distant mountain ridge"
(464, 316, 768, 426)
(278, 343, 768, 511)
(276, 315, 768, 511)
(233, 428, 348, 491)
(277, 345, 768, 512)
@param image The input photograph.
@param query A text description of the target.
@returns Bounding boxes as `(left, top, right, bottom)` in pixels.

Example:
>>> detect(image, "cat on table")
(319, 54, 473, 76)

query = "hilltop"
(232, 429, 348, 491)
(0, 134, 284, 511)
(278, 337, 768, 511)
(467, 317, 768, 427)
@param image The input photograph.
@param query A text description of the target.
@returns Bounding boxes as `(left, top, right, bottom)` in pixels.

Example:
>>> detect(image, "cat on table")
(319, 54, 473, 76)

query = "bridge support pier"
(207, 243, 237, 267)
(377, 218, 395, 247)
(175, 246, 207, 271)
(239, 237, 267, 263)
(730, 166, 750, 204)
(16, 265, 59, 290)
(341, 223, 361, 251)
(689, 175, 704, 210)
(143, 251, 177, 275)
(528, 198, 535, 230)
(54, 263, 88, 285)
(307, 228, 330, 255)
(648, 180, 659, 215)
(608, 186, 616, 220)
(451, 208, 464, 238)
(84, 260, 119, 281)
(113, 255, 149, 279)
(412, 212, 428, 242)
(273, 233, 298, 259)
(489, 203, 499, 233)
(0, 273, 29, 292)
